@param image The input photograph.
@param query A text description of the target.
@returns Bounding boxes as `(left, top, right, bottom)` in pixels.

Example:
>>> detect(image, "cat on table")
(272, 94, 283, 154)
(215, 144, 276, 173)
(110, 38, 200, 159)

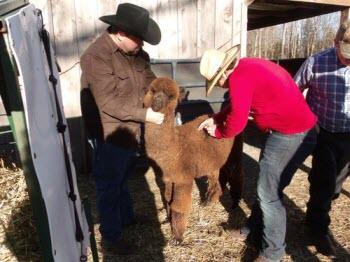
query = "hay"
(0, 156, 41, 262)
(1, 124, 350, 261)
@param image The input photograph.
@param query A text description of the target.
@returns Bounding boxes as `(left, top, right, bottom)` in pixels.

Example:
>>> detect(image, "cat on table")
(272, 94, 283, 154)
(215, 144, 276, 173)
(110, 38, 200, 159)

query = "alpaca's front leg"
(201, 171, 222, 206)
(169, 180, 194, 244)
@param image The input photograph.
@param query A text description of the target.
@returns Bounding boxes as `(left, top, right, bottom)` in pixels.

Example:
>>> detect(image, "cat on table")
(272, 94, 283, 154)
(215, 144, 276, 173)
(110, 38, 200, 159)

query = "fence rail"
(151, 58, 228, 105)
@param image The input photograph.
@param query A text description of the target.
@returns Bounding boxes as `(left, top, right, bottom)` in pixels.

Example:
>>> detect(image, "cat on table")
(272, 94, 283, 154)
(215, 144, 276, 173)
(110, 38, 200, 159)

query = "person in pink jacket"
(198, 45, 318, 262)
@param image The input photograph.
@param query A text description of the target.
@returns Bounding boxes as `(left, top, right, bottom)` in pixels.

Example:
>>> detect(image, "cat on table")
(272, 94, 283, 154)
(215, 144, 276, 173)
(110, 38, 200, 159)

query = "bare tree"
(247, 12, 340, 59)
(281, 23, 287, 58)
(258, 28, 262, 58)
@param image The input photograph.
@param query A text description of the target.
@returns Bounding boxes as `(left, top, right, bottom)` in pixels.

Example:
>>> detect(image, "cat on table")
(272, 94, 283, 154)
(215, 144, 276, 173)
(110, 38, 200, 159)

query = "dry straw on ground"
(1, 123, 350, 261)
(0, 157, 41, 262)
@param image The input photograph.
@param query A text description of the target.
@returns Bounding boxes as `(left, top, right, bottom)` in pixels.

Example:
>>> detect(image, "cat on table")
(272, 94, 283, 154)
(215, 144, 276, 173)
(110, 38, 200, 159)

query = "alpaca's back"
(175, 115, 236, 177)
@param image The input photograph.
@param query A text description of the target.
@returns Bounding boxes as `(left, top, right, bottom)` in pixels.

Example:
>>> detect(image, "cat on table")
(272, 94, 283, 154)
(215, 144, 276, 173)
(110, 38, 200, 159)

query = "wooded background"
(247, 12, 340, 59)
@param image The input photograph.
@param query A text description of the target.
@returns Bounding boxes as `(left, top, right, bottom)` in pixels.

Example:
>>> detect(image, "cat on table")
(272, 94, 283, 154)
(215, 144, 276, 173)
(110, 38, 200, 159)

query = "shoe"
(101, 239, 137, 255)
(226, 229, 248, 241)
(312, 234, 337, 258)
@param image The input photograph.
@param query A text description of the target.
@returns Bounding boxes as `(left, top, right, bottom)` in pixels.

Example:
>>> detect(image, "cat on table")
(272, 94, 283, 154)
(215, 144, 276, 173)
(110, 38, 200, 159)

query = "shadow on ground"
(78, 159, 167, 262)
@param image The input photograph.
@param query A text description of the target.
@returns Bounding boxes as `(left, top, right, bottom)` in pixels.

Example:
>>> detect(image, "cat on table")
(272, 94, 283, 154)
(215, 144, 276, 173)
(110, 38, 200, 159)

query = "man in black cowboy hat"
(80, 3, 163, 255)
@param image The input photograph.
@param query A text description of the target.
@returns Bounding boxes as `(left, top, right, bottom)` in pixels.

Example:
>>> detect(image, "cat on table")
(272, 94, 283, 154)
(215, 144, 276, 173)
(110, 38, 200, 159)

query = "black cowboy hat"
(99, 3, 161, 45)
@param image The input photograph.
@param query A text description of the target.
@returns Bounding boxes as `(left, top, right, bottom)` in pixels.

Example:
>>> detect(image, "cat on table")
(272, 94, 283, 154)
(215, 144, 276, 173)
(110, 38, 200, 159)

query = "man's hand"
(204, 124, 217, 137)
(197, 117, 215, 131)
(146, 108, 164, 125)
(197, 117, 217, 137)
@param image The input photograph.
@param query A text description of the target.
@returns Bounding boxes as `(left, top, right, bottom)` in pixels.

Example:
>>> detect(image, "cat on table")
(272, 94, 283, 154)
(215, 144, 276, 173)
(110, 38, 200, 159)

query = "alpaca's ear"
(178, 87, 189, 103)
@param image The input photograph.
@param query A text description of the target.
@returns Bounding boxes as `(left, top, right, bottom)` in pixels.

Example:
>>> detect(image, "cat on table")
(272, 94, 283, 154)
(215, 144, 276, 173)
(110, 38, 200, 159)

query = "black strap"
(37, 10, 84, 245)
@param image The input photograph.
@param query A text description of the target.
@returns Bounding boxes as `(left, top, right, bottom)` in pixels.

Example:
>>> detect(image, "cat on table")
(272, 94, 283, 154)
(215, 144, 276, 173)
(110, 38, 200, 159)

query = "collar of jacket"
(102, 30, 143, 63)
(101, 30, 122, 54)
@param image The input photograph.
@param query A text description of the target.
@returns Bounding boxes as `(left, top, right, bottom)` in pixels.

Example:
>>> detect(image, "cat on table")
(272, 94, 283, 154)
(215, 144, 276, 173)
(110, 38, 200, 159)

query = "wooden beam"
(340, 8, 350, 23)
(243, 0, 254, 5)
(287, 0, 350, 7)
(249, 3, 294, 11)
(248, 1, 349, 31)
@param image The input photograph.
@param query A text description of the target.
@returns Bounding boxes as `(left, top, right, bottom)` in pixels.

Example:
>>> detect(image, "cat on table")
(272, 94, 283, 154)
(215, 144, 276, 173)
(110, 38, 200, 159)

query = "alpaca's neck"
(145, 111, 177, 156)
(146, 112, 175, 136)
(163, 112, 175, 126)
(154, 107, 176, 130)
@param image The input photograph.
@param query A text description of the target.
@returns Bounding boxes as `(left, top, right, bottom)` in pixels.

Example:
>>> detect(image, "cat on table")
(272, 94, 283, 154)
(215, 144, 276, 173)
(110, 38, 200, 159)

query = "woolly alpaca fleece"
(144, 77, 244, 243)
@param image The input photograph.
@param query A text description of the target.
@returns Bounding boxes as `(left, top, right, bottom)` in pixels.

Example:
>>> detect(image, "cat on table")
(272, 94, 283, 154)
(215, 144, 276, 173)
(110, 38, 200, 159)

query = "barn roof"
(248, 0, 350, 30)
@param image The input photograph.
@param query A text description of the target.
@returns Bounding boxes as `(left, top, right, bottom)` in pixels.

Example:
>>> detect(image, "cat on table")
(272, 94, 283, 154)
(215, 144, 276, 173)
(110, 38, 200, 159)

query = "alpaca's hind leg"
(201, 171, 222, 207)
(218, 165, 243, 208)
(229, 133, 245, 209)
(229, 167, 244, 209)
(164, 180, 173, 218)
(169, 180, 194, 244)
(219, 166, 229, 193)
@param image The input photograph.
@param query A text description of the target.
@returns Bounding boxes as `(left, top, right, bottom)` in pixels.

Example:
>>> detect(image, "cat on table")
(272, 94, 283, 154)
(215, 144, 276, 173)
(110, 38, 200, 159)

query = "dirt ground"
(1, 120, 350, 261)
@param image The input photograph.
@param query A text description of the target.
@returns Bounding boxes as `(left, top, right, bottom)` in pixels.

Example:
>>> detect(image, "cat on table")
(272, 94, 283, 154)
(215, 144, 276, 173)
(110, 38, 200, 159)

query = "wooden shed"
(1, 0, 350, 173)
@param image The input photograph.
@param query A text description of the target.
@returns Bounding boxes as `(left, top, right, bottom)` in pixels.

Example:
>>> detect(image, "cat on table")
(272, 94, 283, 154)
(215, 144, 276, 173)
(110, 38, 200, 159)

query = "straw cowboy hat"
(99, 3, 161, 45)
(200, 44, 241, 96)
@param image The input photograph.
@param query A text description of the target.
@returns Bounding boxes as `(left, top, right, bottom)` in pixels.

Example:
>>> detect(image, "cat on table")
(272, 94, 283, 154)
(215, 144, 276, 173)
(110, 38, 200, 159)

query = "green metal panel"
(0, 18, 54, 262)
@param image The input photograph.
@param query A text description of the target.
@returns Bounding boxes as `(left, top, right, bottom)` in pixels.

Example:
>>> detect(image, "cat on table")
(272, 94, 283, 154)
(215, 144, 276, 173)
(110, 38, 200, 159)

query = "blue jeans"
(242, 126, 317, 261)
(90, 139, 137, 243)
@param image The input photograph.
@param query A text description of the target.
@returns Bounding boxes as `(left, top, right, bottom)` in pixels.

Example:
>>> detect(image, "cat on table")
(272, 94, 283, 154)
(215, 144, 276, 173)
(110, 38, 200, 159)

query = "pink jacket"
(214, 58, 317, 138)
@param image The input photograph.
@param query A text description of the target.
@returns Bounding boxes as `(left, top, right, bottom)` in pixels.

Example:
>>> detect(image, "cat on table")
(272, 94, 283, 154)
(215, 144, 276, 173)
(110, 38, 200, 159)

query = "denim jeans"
(306, 128, 350, 235)
(90, 139, 137, 243)
(242, 126, 317, 261)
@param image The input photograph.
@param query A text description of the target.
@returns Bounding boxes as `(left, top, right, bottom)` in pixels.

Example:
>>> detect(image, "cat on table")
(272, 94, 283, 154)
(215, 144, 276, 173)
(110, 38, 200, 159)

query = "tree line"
(247, 12, 340, 59)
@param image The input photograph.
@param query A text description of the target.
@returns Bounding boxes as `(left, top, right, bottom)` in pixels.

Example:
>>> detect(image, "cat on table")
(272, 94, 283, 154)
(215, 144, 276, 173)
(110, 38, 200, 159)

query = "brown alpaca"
(144, 77, 244, 243)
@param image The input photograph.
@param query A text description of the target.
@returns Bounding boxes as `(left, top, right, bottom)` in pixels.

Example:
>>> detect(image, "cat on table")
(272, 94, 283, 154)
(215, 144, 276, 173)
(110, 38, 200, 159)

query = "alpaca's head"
(144, 78, 180, 113)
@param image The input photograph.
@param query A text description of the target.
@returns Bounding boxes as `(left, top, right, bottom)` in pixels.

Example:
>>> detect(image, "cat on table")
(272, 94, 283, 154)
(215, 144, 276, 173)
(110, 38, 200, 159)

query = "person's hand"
(197, 118, 215, 131)
(146, 108, 164, 125)
(204, 124, 217, 137)
(197, 118, 217, 137)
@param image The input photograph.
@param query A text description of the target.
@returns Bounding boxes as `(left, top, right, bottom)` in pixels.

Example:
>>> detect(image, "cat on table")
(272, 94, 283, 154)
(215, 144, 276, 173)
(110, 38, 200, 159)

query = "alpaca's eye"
(169, 95, 174, 99)
(150, 88, 156, 93)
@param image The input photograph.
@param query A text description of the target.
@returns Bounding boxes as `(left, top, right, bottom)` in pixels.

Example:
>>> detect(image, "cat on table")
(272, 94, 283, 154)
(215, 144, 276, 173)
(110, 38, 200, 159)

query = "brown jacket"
(80, 30, 156, 147)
